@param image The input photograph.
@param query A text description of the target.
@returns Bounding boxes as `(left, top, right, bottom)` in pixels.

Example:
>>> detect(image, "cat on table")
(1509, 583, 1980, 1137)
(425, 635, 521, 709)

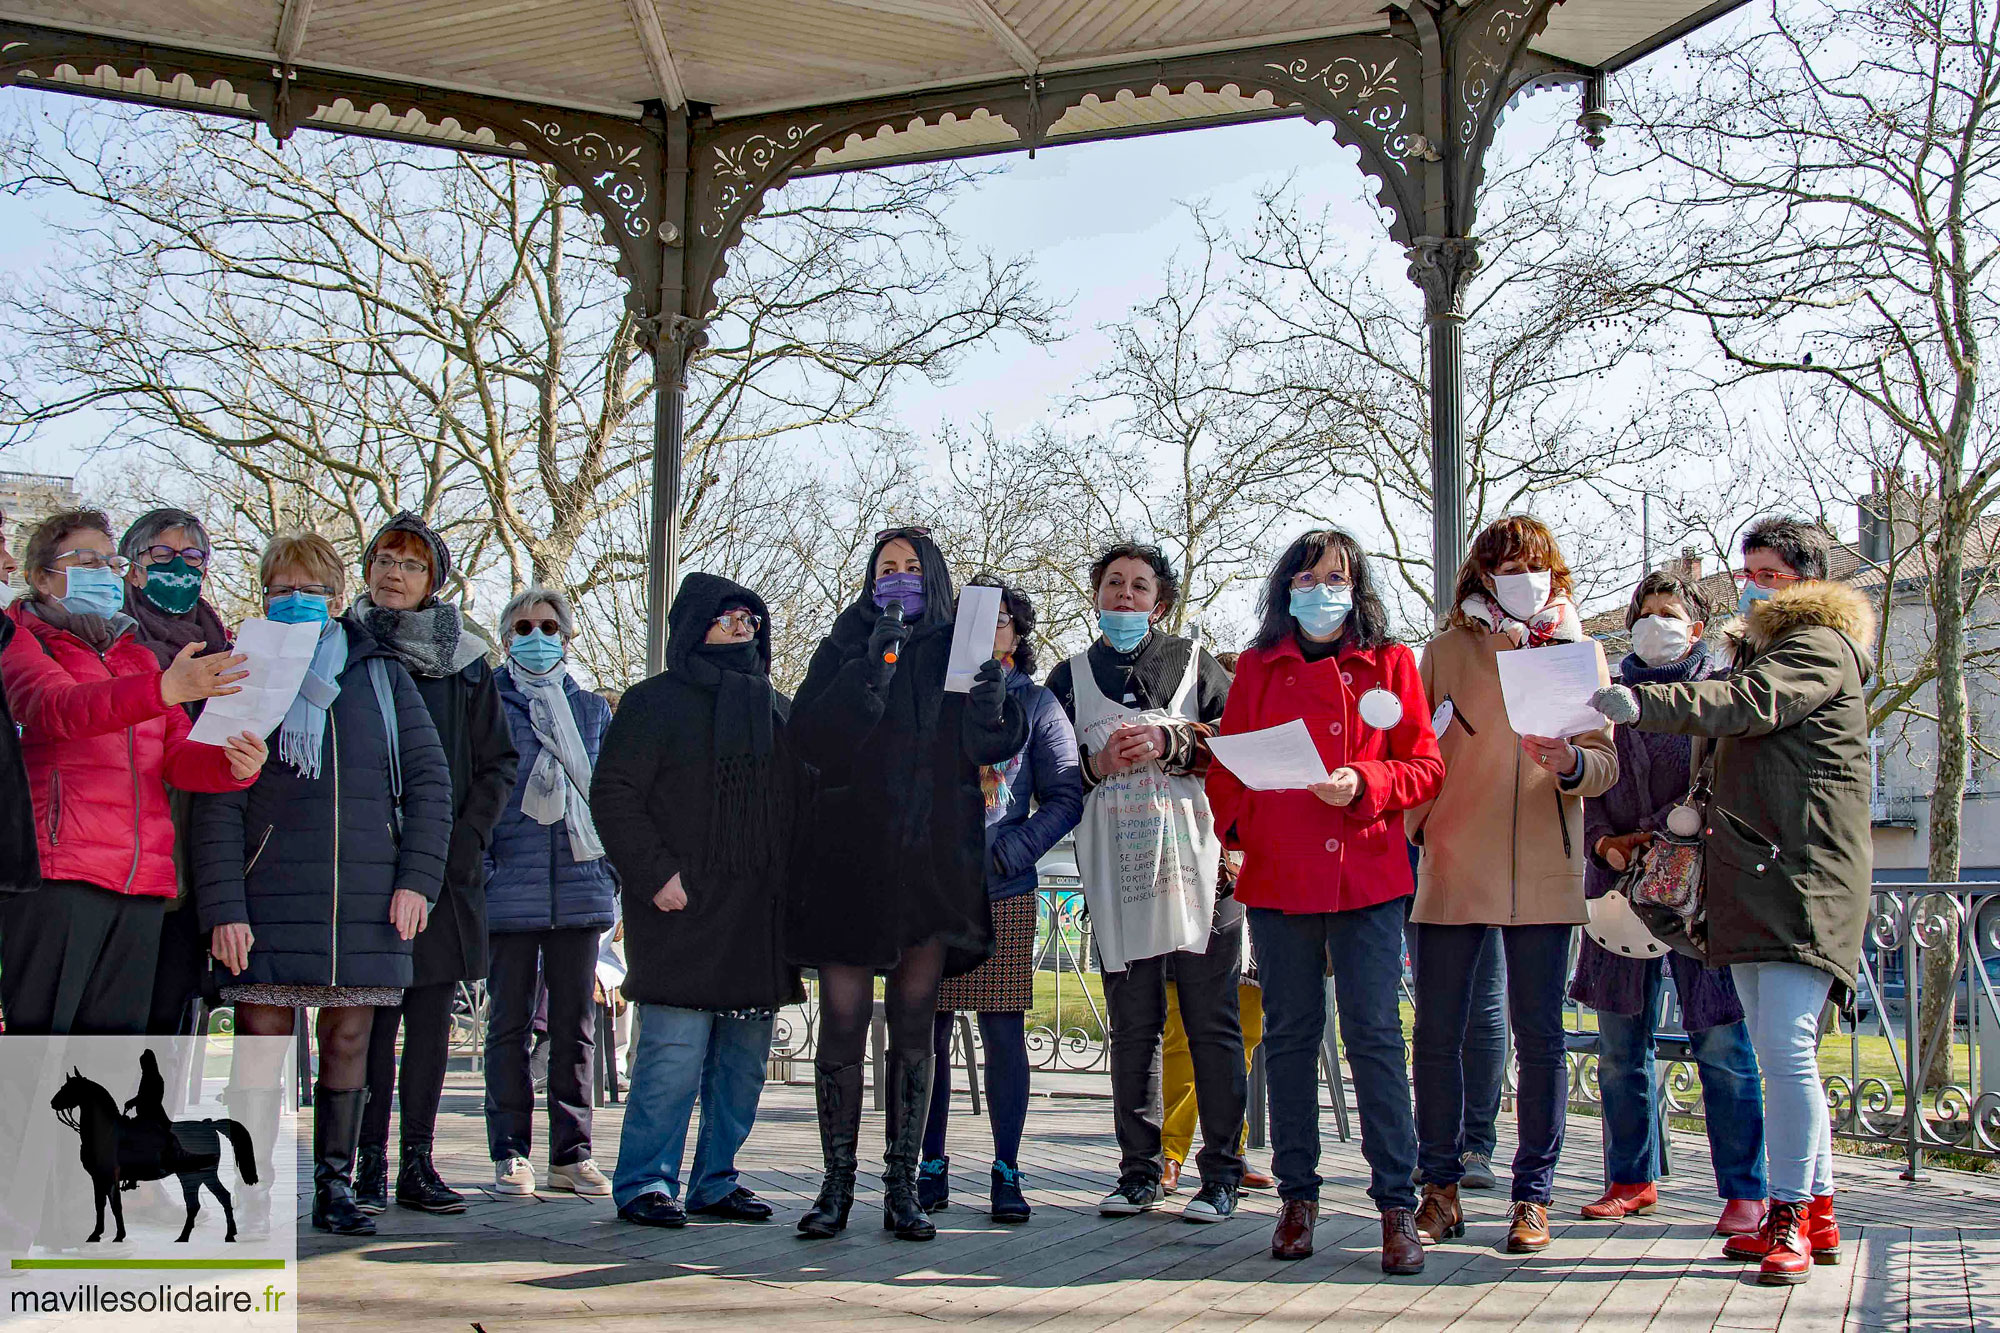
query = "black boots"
(396, 1145, 467, 1214)
(311, 1085, 375, 1236)
(882, 1053, 937, 1242)
(353, 1144, 388, 1214)
(797, 1060, 863, 1239)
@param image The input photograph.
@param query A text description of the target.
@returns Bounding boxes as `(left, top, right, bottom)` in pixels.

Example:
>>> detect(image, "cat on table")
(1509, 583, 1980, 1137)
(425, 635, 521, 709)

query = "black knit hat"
(363, 511, 453, 600)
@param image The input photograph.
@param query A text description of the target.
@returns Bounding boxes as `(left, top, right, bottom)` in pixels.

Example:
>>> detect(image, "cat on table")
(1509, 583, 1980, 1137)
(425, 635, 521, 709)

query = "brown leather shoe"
(1507, 1201, 1552, 1253)
(1241, 1167, 1276, 1190)
(1381, 1208, 1426, 1275)
(1414, 1181, 1463, 1245)
(1270, 1199, 1316, 1260)
(1160, 1157, 1182, 1196)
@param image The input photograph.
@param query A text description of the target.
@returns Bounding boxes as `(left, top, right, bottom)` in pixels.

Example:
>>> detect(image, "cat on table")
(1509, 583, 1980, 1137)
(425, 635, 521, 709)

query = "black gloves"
(866, 611, 913, 691)
(968, 658, 1007, 728)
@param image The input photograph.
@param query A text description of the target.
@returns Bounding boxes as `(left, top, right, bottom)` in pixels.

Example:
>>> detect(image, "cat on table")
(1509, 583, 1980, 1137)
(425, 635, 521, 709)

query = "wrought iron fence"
(1562, 882, 2000, 1176)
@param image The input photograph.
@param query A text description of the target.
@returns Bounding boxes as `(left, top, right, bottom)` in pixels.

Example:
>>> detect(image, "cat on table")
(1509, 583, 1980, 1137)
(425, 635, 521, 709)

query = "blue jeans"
(612, 1005, 773, 1210)
(1403, 898, 1504, 1161)
(1732, 961, 1834, 1203)
(1414, 922, 1572, 1203)
(1595, 959, 1765, 1199)
(1253, 899, 1418, 1212)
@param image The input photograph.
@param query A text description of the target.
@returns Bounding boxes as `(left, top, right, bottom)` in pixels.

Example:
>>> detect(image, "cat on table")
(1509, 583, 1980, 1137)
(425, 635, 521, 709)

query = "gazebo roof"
(6, 1, 1741, 128)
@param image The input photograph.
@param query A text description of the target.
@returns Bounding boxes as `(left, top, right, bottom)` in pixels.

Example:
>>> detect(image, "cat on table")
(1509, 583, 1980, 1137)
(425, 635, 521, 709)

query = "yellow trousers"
(1162, 980, 1264, 1165)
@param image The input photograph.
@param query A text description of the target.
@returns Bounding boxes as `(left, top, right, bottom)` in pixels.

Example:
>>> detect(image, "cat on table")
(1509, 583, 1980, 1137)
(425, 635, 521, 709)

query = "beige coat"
(1406, 624, 1619, 926)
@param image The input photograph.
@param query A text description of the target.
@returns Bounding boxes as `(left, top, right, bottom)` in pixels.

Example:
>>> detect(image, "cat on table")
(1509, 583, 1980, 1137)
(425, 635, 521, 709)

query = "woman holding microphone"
(786, 528, 1027, 1242)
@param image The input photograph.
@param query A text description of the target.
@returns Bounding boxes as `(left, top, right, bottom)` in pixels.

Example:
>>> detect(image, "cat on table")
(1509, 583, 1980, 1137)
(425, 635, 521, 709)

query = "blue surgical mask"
(266, 590, 330, 625)
(1098, 609, 1153, 653)
(1289, 584, 1352, 639)
(1737, 582, 1775, 619)
(61, 565, 126, 619)
(508, 628, 566, 676)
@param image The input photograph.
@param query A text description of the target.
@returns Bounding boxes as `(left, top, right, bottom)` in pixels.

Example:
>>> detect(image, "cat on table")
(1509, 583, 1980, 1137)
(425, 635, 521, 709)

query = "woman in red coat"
(1207, 529, 1443, 1275)
(1, 508, 265, 1035)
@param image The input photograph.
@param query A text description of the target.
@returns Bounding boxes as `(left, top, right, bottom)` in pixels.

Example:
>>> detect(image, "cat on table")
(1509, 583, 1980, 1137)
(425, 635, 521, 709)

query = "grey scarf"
(515, 667, 605, 863)
(354, 595, 487, 679)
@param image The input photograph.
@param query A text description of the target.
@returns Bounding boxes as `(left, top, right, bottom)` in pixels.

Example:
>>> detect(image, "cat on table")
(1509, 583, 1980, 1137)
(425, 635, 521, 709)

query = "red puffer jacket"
(2, 603, 252, 898)
(1208, 636, 1444, 915)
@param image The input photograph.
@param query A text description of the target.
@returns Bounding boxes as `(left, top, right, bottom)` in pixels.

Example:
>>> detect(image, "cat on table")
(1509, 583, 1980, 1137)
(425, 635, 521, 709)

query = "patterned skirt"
(220, 983, 403, 1008)
(936, 893, 1036, 1013)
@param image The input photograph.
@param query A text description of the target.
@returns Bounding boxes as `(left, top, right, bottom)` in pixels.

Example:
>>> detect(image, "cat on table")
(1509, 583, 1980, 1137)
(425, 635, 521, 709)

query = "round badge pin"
(1357, 687, 1405, 731)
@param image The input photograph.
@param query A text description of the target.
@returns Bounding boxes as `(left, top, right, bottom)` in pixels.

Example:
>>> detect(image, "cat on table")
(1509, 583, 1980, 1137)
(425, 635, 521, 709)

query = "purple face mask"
(872, 571, 926, 617)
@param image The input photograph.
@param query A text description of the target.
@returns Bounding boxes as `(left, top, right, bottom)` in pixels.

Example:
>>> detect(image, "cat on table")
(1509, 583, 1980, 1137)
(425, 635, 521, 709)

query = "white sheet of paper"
(188, 618, 322, 746)
(1493, 639, 1612, 739)
(944, 583, 1004, 693)
(1207, 718, 1333, 792)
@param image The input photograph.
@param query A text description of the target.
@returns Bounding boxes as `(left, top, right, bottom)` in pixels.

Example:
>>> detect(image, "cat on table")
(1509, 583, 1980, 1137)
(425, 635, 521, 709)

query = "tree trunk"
(1922, 493, 1969, 1091)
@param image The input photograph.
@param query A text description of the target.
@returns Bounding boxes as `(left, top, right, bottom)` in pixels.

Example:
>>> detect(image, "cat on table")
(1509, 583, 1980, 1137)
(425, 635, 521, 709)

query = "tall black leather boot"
(882, 1052, 937, 1242)
(797, 1061, 864, 1239)
(310, 1086, 375, 1236)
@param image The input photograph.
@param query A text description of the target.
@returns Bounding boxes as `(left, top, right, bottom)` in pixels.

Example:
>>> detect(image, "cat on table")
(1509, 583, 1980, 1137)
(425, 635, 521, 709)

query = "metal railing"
(1562, 881, 2000, 1177)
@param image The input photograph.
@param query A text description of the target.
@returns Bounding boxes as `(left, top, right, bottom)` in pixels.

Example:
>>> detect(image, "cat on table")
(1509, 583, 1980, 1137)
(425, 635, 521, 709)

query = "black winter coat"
(408, 658, 517, 985)
(786, 599, 1029, 977)
(591, 573, 808, 1011)
(191, 622, 454, 989)
(0, 615, 40, 896)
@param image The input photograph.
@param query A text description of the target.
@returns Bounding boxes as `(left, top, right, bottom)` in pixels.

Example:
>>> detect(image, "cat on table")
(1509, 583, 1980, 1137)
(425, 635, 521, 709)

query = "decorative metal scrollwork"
(1263, 55, 1415, 172)
(1456, 1, 1539, 145)
(522, 119, 650, 239)
(700, 122, 824, 239)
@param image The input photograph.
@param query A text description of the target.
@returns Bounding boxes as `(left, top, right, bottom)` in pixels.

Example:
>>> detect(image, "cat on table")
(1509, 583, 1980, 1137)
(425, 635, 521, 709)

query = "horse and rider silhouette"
(50, 1052, 258, 1243)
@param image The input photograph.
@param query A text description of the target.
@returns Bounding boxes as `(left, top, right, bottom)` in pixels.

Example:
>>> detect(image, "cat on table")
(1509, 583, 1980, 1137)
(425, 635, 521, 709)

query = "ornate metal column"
(644, 105, 699, 676)
(1410, 236, 1482, 617)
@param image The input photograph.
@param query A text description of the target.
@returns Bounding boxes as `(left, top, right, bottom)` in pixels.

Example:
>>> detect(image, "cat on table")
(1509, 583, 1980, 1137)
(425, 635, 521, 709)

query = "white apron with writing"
(1070, 642, 1221, 973)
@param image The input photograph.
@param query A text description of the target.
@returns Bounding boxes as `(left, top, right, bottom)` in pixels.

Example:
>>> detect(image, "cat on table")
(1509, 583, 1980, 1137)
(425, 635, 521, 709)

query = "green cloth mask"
(141, 558, 204, 616)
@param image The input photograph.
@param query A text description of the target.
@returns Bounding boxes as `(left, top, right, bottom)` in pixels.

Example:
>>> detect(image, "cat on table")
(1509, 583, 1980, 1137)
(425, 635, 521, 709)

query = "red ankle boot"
(1807, 1193, 1840, 1264)
(1714, 1198, 1766, 1237)
(1580, 1182, 1658, 1219)
(1757, 1201, 1812, 1286)
(1723, 1202, 1775, 1260)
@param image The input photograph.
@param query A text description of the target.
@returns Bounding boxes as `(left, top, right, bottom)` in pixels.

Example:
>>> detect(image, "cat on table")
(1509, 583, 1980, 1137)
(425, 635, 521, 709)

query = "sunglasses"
(512, 618, 563, 637)
(873, 525, 933, 543)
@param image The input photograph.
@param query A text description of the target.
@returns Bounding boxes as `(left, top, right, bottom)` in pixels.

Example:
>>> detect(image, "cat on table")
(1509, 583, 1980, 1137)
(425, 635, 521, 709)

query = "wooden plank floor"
(296, 1072, 2000, 1331)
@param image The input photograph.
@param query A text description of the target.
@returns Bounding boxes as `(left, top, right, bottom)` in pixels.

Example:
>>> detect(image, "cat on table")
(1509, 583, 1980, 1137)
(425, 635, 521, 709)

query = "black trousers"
(145, 900, 212, 1036)
(361, 978, 457, 1153)
(0, 879, 164, 1035)
(484, 928, 598, 1167)
(1102, 912, 1247, 1189)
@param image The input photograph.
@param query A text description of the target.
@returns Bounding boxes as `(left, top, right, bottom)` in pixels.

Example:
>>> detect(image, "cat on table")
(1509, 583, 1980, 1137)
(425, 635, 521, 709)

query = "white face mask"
(1630, 614, 1692, 667)
(1490, 570, 1553, 621)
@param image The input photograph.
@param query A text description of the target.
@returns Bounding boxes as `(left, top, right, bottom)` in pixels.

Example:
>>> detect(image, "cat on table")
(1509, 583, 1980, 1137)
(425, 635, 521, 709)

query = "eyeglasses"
(711, 609, 763, 632)
(136, 545, 208, 568)
(49, 549, 130, 575)
(512, 618, 564, 638)
(266, 584, 334, 599)
(1289, 571, 1353, 591)
(1730, 568, 1804, 590)
(370, 553, 430, 577)
(995, 611, 1015, 629)
(873, 525, 932, 543)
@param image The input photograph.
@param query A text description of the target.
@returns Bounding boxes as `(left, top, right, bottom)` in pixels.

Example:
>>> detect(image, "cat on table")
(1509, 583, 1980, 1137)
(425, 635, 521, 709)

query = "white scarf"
(1460, 592, 1583, 648)
(515, 668, 605, 863)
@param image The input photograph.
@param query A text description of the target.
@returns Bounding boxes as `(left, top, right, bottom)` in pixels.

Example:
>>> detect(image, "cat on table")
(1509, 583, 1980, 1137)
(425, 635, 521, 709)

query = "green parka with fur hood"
(1627, 581, 1876, 993)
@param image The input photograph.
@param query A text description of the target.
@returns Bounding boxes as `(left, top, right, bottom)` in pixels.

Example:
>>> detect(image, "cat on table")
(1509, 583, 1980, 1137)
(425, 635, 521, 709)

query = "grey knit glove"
(1591, 684, 1640, 725)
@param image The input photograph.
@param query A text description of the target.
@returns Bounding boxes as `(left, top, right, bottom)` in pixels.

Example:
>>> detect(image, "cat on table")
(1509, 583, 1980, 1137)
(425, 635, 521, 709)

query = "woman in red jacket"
(1208, 529, 1443, 1275)
(1, 508, 265, 1035)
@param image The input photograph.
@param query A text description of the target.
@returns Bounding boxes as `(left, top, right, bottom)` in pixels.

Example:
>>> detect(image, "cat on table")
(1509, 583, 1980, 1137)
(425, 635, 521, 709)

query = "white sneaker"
(494, 1156, 536, 1196)
(546, 1159, 612, 1196)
